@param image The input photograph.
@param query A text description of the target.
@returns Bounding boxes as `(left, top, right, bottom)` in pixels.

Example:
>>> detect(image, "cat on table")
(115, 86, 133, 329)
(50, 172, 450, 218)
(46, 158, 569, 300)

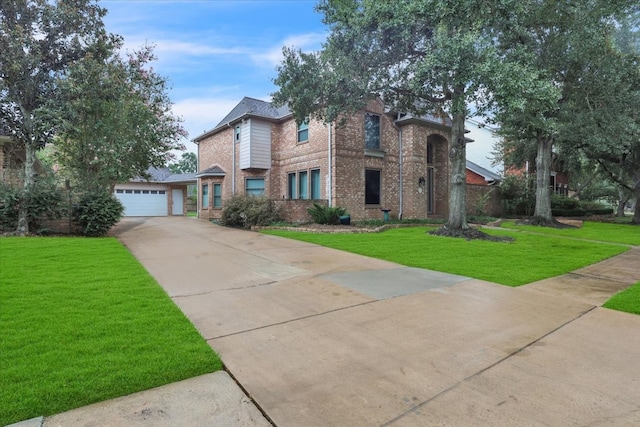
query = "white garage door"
(115, 189, 168, 216)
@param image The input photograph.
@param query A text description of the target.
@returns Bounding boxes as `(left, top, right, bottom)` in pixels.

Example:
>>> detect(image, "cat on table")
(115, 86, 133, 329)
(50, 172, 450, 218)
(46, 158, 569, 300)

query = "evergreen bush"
(74, 191, 124, 236)
(221, 195, 282, 228)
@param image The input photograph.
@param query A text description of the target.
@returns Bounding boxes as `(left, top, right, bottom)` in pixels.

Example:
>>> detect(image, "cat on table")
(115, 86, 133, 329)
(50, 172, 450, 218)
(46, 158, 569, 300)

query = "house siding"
(239, 119, 271, 170)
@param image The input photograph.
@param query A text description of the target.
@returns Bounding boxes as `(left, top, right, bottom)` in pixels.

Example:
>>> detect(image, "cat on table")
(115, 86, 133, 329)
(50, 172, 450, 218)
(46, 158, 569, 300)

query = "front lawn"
(0, 237, 222, 426)
(263, 225, 629, 286)
(604, 281, 640, 315)
(500, 221, 640, 246)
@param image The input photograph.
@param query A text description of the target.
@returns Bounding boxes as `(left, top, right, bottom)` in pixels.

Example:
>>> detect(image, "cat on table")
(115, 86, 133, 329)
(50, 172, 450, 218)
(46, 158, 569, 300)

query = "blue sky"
(102, 0, 327, 153)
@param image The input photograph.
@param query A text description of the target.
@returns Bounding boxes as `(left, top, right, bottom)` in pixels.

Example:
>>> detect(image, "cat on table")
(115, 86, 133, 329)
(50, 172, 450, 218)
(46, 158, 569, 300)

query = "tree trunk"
(533, 136, 553, 222)
(446, 89, 468, 230)
(16, 113, 37, 235)
(617, 187, 630, 218)
(633, 170, 640, 225)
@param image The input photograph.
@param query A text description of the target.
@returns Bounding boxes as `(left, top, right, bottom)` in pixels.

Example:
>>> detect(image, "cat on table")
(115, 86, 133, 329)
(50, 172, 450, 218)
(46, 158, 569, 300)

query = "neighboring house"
(466, 160, 501, 185)
(505, 157, 570, 196)
(194, 96, 466, 223)
(114, 167, 196, 217)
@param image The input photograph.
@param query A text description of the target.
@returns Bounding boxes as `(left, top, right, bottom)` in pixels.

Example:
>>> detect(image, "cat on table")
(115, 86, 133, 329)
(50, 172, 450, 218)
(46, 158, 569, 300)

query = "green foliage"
(272, 0, 525, 230)
(169, 152, 197, 174)
(221, 195, 283, 229)
(307, 202, 347, 225)
(500, 174, 535, 216)
(0, 237, 221, 425)
(0, 0, 113, 234)
(604, 281, 640, 315)
(48, 43, 187, 192)
(0, 182, 65, 233)
(74, 191, 124, 237)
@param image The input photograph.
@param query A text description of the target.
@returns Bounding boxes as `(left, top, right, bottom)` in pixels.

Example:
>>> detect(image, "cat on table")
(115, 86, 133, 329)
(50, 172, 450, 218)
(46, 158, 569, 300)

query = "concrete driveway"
(113, 216, 640, 426)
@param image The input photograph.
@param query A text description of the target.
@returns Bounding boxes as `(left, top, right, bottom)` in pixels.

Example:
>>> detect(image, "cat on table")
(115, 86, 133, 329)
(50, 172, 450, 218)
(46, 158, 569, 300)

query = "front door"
(172, 189, 184, 215)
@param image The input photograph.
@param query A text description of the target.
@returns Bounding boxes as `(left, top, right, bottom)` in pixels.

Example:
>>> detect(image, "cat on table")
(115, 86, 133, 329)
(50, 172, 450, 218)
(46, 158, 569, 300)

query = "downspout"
(327, 122, 333, 207)
(392, 114, 403, 219)
(227, 122, 236, 195)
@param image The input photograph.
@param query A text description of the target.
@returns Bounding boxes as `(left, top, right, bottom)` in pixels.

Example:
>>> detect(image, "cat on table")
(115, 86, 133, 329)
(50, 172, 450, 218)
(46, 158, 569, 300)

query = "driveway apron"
(115, 217, 640, 426)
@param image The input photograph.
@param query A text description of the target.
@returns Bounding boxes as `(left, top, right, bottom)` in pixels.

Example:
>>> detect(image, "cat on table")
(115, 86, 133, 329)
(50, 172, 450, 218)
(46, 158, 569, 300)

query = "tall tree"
(0, 0, 111, 234)
(272, 0, 519, 236)
(49, 44, 187, 192)
(491, 0, 636, 225)
(557, 12, 640, 224)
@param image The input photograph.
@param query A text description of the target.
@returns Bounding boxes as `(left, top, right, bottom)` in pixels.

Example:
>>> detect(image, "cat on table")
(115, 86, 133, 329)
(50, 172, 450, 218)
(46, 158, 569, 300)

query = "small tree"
(49, 43, 187, 193)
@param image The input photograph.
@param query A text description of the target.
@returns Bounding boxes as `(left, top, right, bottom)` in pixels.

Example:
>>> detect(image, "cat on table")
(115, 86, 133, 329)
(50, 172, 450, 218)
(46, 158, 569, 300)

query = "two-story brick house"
(194, 97, 453, 222)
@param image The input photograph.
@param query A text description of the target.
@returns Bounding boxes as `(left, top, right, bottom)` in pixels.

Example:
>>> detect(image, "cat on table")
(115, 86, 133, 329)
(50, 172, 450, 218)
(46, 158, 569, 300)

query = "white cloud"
(173, 97, 240, 140)
(250, 32, 326, 67)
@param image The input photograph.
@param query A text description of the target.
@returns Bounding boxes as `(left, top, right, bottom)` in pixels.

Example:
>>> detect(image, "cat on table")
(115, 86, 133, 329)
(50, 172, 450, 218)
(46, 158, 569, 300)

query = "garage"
(114, 188, 168, 216)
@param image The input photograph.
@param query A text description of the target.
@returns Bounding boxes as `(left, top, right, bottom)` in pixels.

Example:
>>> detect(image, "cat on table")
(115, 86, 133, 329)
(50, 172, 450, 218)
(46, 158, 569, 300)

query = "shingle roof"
(466, 160, 502, 182)
(194, 97, 292, 142)
(195, 165, 226, 178)
(129, 167, 197, 184)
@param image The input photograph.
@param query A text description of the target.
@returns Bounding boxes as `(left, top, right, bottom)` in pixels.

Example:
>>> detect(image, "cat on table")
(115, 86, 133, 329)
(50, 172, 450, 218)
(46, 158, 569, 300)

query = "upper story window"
(297, 119, 309, 143)
(364, 113, 380, 150)
(235, 125, 241, 142)
(427, 142, 434, 164)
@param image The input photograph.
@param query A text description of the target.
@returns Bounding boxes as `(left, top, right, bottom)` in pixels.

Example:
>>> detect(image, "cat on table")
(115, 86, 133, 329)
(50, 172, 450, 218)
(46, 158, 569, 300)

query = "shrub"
(74, 191, 124, 236)
(0, 182, 65, 233)
(307, 202, 347, 225)
(221, 195, 282, 228)
(500, 174, 535, 216)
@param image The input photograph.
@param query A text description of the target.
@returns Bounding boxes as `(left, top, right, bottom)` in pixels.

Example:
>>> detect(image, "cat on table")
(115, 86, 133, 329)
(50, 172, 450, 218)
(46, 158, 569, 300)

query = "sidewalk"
(18, 217, 640, 426)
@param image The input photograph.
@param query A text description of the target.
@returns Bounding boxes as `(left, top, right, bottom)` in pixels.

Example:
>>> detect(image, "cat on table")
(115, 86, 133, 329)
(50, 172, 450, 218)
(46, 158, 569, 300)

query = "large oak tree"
(272, 0, 521, 235)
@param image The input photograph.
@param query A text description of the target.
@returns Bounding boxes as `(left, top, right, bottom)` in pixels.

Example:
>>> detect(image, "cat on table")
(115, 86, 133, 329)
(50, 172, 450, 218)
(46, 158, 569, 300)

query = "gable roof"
(466, 160, 502, 183)
(193, 97, 292, 143)
(195, 165, 226, 178)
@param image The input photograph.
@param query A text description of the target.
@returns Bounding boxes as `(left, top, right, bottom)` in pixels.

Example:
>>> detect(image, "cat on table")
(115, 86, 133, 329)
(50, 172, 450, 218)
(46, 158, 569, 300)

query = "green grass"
(604, 281, 640, 315)
(263, 226, 628, 286)
(0, 237, 222, 426)
(500, 221, 640, 246)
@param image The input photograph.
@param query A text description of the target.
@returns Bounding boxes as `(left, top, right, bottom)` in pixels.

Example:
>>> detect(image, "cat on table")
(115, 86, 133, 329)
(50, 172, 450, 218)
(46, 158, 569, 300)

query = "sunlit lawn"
(500, 221, 640, 246)
(604, 281, 640, 315)
(263, 225, 629, 287)
(0, 237, 222, 426)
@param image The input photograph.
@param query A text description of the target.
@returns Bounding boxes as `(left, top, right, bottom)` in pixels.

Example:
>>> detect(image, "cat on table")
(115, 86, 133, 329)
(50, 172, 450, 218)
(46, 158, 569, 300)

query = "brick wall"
(466, 184, 503, 217)
(274, 199, 328, 223)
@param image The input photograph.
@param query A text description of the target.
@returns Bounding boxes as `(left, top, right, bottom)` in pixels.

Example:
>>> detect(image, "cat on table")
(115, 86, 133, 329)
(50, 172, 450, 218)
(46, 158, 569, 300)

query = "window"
(298, 171, 308, 199)
(159, 190, 166, 195)
(287, 173, 296, 199)
(310, 169, 321, 199)
(202, 184, 209, 208)
(245, 178, 265, 196)
(213, 183, 222, 208)
(427, 168, 435, 214)
(365, 169, 381, 205)
(364, 113, 380, 150)
(142, 190, 149, 194)
(297, 119, 309, 143)
(235, 125, 241, 142)
(427, 142, 434, 164)
(116, 189, 124, 194)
